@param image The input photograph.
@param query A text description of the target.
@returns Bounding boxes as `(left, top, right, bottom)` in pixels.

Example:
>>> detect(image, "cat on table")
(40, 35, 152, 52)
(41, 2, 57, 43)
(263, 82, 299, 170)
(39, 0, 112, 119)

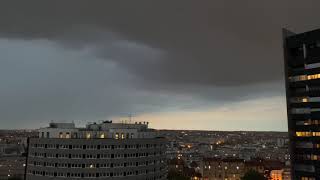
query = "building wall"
(270, 170, 283, 180)
(26, 138, 167, 180)
(283, 29, 320, 180)
(202, 160, 245, 180)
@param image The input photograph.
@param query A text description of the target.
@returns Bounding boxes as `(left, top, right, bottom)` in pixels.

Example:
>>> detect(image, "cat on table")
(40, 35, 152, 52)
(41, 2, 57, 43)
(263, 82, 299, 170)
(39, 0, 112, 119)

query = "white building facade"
(25, 121, 167, 180)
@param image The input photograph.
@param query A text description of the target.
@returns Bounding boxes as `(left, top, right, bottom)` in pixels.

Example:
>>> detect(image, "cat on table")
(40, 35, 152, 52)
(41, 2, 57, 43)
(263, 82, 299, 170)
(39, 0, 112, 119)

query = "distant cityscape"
(0, 124, 290, 180)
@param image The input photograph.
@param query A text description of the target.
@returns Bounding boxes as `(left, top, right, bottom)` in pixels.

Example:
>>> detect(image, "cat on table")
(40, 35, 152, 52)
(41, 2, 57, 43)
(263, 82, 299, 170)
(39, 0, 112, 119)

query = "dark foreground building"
(283, 28, 320, 180)
(25, 121, 167, 180)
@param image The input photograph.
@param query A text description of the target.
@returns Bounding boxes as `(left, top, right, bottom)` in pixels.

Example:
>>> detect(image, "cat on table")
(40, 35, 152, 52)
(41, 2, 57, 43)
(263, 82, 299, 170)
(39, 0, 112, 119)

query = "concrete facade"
(25, 122, 167, 180)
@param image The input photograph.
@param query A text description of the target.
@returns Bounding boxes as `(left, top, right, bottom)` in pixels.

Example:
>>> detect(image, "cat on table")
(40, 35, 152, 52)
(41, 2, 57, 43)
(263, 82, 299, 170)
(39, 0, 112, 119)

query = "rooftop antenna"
(128, 113, 134, 124)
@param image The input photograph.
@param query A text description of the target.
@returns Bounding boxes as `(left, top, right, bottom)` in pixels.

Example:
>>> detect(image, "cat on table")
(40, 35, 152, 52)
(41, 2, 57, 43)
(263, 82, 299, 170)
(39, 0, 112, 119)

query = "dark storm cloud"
(0, 0, 319, 129)
(0, 0, 319, 87)
(0, 39, 205, 128)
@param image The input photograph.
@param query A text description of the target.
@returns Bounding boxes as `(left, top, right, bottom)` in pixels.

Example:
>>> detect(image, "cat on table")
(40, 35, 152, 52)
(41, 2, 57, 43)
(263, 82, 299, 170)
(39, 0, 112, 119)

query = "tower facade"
(283, 29, 320, 180)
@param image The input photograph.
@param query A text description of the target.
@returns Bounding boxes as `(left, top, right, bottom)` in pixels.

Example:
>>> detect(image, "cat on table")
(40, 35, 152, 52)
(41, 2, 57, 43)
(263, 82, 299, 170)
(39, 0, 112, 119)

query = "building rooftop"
(39, 121, 159, 139)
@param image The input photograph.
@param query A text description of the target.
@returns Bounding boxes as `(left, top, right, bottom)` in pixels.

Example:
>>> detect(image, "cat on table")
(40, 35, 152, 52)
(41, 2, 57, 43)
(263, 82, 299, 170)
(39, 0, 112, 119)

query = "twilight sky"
(0, 1, 320, 131)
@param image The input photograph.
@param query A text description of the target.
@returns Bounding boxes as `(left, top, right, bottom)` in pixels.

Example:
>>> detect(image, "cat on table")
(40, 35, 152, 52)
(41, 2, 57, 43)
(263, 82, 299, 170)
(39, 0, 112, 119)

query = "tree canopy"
(241, 170, 266, 180)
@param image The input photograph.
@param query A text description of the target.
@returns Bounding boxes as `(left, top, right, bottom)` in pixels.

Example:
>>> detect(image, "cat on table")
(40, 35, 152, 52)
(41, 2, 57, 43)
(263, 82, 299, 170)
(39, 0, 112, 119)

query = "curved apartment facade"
(25, 122, 167, 180)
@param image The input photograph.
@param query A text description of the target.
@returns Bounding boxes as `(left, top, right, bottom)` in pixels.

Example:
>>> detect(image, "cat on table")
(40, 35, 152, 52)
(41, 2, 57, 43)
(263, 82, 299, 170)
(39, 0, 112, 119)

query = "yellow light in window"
(59, 132, 63, 138)
(302, 97, 308, 102)
(308, 74, 320, 80)
(115, 133, 119, 139)
(312, 155, 318, 160)
(121, 133, 125, 139)
(66, 133, 70, 139)
(89, 164, 93, 168)
(100, 133, 105, 139)
(86, 133, 91, 139)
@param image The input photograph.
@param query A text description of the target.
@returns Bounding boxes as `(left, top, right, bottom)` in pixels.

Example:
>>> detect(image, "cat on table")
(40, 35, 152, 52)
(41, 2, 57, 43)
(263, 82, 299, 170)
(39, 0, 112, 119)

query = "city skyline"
(1, 1, 320, 131)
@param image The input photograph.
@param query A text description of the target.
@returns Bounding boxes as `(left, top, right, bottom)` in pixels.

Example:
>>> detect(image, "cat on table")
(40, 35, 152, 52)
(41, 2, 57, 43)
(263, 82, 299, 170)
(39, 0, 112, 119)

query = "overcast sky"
(0, 1, 319, 131)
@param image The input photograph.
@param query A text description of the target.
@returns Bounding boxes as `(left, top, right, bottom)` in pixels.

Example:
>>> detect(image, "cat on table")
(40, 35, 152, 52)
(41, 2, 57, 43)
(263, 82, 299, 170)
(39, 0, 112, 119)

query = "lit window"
(65, 132, 70, 139)
(121, 133, 125, 139)
(296, 131, 311, 137)
(59, 132, 63, 138)
(86, 133, 91, 139)
(289, 75, 307, 82)
(115, 133, 119, 140)
(308, 74, 320, 80)
(296, 131, 320, 137)
(304, 120, 312, 125)
(291, 97, 309, 103)
(313, 132, 320, 136)
(100, 133, 105, 139)
(311, 155, 318, 160)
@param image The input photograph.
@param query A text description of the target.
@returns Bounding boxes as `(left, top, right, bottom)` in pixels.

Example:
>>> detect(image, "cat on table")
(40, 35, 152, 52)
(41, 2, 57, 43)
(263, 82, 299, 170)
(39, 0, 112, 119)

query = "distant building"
(244, 159, 265, 174)
(282, 166, 292, 180)
(0, 156, 25, 180)
(270, 170, 283, 180)
(201, 158, 245, 180)
(25, 121, 167, 180)
(283, 28, 320, 180)
(168, 158, 185, 173)
(277, 138, 286, 148)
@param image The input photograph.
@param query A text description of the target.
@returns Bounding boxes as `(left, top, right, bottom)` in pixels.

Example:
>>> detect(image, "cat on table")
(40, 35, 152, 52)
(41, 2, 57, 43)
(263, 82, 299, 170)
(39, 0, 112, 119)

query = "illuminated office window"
(291, 97, 309, 103)
(311, 155, 319, 160)
(301, 177, 316, 180)
(296, 132, 312, 137)
(86, 133, 91, 139)
(65, 132, 70, 139)
(115, 133, 119, 139)
(308, 74, 320, 80)
(100, 133, 105, 139)
(121, 133, 125, 139)
(304, 120, 312, 125)
(297, 120, 320, 125)
(313, 132, 320, 136)
(59, 132, 64, 138)
(296, 131, 320, 137)
(289, 75, 307, 82)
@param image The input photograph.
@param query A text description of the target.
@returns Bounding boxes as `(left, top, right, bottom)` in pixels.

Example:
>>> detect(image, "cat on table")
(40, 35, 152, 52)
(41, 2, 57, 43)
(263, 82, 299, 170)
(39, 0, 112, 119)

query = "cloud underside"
(1, 0, 319, 130)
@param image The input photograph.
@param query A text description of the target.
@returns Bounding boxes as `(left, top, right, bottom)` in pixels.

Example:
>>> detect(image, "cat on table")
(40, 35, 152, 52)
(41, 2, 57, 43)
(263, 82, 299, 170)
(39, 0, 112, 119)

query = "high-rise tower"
(283, 28, 320, 180)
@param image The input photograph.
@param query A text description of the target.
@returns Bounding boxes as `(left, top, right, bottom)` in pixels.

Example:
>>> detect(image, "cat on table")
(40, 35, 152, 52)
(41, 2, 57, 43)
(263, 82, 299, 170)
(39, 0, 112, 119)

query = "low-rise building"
(0, 157, 25, 180)
(25, 121, 167, 180)
(202, 158, 245, 180)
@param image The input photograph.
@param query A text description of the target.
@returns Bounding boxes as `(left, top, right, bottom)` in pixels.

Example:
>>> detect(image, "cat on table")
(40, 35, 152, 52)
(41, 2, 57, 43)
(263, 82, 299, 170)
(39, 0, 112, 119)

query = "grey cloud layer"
(0, 39, 206, 128)
(0, 1, 319, 129)
(0, 0, 319, 87)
